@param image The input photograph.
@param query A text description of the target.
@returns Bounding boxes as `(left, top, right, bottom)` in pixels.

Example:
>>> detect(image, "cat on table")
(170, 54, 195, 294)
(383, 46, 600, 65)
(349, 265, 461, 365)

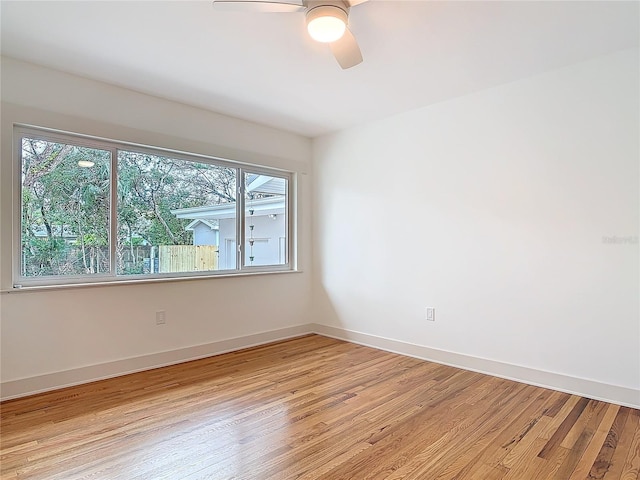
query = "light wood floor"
(1, 335, 639, 480)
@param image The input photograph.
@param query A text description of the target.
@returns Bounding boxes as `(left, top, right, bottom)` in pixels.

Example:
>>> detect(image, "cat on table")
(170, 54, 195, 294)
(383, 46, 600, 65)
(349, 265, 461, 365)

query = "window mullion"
(237, 167, 245, 271)
(110, 148, 118, 277)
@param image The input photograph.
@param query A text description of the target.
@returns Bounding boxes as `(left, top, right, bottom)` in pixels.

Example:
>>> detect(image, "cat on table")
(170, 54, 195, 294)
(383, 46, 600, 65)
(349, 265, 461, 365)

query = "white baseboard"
(3, 323, 638, 409)
(0, 324, 314, 401)
(311, 323, 640, 409)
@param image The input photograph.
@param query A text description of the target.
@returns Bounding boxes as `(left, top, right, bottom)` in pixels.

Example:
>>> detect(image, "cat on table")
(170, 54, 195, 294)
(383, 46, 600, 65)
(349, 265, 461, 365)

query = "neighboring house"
(172, 175, 287, 269)
(184, 219, 219, 247)
(29, 225, 78, 244)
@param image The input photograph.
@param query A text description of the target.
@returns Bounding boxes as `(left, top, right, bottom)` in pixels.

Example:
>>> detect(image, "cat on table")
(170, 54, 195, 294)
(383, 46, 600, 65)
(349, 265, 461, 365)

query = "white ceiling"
(1, 1, 638, 137)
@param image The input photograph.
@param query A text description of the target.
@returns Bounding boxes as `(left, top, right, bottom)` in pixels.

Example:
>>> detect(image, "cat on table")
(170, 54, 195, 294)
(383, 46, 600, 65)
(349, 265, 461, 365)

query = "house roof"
(184, 219, 219, 231)
(246, 174, 286, 196)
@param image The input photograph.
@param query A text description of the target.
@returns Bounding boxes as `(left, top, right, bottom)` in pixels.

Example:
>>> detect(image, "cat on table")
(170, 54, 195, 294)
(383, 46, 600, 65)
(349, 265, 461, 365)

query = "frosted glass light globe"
(307, 6, 347, 43)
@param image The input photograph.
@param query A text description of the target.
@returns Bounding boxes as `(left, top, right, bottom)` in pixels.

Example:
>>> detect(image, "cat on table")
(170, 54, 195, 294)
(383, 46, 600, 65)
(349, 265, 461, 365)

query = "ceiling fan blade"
(330, 27, 363, 69)
(348, 0, 369, 6)
(212, 0, 304, 13)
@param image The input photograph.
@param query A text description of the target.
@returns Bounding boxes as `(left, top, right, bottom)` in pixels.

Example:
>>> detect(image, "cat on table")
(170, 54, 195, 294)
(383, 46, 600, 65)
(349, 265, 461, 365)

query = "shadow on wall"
(312, 281, 344, 332)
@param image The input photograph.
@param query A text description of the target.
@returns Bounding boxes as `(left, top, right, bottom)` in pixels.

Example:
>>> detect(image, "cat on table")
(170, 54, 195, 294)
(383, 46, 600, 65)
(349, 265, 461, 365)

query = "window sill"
(1, 269, 303, 294)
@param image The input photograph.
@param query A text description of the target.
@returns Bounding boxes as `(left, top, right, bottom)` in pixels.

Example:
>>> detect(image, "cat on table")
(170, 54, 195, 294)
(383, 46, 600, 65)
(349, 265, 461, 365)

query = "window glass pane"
(20, 138, 111, 277)
(116, 151, 237, 275)
(244, 172, 288, 267)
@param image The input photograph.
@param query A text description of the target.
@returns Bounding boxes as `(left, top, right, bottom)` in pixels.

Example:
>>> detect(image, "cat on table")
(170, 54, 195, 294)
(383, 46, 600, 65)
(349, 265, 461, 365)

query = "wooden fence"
(158, 245, 218, 273)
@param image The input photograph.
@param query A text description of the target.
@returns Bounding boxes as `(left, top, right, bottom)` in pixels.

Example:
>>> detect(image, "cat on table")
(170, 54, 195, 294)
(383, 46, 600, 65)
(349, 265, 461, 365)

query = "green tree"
(21, 139, 110, 276)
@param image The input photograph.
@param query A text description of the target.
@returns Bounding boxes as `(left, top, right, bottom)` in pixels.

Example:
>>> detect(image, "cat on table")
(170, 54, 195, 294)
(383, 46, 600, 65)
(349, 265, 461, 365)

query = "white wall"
(312, 49, 639, 405)
(0, 57, 313, 396)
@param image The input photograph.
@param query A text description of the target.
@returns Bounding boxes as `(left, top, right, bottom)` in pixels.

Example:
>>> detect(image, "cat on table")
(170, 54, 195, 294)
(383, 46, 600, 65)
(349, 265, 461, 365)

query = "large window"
(15, 126, 292, 287)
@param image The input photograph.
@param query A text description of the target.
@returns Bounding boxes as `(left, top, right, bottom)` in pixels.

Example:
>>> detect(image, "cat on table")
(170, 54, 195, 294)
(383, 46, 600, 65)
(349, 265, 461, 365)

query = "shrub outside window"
(15, 126, 292, 287)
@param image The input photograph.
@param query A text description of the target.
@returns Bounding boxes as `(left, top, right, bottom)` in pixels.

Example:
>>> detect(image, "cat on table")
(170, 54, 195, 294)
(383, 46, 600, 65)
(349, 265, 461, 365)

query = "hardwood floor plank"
(554, 401, 611, 479)
(1, 334, 638, 480)
(532, 444, 572, 479)
(429, 384, 542, 480)
(425, 388, 562, 480)
(567, 403, 620, 480)
(590, 407, 632, 479)
(539, 395, 583, 441)
(539, 396, 591, 459)
(618, 409, 640, 480)
(446, 388, 551, 479)
(464, 463, 508, 480)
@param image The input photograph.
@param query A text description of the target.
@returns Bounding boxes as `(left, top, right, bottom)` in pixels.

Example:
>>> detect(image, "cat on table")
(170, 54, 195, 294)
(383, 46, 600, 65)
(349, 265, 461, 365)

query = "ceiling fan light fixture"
(306, 5, 347, 43)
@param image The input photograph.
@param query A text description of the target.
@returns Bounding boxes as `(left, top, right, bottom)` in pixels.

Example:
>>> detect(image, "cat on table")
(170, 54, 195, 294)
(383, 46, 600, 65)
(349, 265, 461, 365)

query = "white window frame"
(13, 125, 294, 288)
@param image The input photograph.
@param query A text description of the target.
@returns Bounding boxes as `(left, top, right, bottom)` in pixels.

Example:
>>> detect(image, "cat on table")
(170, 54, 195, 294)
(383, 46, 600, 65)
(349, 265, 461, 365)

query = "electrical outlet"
(156, 310, 166, 325)
(425, 307, 435, 322)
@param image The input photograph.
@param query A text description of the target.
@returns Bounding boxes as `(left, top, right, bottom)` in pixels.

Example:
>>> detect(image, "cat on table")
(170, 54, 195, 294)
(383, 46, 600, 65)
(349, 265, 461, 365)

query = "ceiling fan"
(212, 0, 369, 69)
